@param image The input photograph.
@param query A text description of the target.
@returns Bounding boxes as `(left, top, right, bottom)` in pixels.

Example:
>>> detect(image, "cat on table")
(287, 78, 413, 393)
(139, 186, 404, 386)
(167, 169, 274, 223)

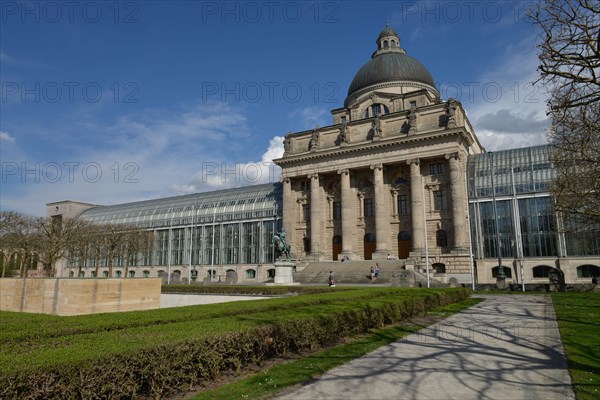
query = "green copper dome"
(347, 53, 435, 95)
(345, 26, 437, 105)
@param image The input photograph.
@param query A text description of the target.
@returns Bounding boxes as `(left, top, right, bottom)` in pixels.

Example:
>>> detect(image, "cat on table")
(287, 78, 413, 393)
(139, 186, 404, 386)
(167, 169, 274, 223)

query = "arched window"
(246, 269, 256, 279)
(398, 231, 411, 241)
(115, 270, 122, 278)
(365, 104, 390, 118)
(492, 267, 512, 278)
(532, 265, 554, 278)
(267, 268, 276, 278)
(103, 271, 109, 278)
(142, 270, 150, 278)
(383, 40, 389, 48)
(91, 271, 97, 278)
(128, 270, 135, 278)
(364, 233, 376, 243)
(577, 264, 600, 278)
(78, 271, 85, 278)
(436, 230, 448, 247)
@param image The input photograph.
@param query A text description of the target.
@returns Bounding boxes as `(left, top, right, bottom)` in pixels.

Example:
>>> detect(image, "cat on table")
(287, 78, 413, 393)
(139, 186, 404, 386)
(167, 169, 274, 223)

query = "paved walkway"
(276, 295, 574, 400)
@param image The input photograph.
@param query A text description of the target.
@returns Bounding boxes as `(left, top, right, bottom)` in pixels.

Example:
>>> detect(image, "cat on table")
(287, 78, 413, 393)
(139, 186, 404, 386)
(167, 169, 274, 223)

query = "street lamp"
(490, 152, 506, 281)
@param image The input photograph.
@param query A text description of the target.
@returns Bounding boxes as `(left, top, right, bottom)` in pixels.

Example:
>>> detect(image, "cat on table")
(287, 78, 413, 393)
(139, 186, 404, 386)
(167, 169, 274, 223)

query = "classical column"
(371, 163, 389, 259)
(338, 168, 356, 259)
(446, 152, 468, 250)
(408, 159, 425, 251)
(309, 173, 322, 259)
(281, 177, 293, 240)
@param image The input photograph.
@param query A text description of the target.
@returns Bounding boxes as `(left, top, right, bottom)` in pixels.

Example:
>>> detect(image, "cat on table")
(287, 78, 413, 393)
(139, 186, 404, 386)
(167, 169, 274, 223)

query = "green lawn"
(552, 292, 600, 400)
(0, 287, 470, 399)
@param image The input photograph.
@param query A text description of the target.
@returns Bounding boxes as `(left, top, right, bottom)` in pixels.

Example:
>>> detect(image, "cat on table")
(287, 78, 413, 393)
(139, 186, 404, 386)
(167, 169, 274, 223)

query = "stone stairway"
(292, 260, 447, 287)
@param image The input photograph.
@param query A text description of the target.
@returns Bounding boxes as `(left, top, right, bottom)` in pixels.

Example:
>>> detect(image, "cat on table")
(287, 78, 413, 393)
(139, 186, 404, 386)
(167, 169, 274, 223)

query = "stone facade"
(274, 27, 483, 281)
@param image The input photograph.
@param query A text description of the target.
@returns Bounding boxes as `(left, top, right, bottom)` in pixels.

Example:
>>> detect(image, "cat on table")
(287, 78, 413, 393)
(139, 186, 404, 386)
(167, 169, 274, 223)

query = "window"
(532, 265, 554, 278)
(436, 230, 448, 247)
(115, 270, 122, 278)
(372, 103, 381, 116)
(103, 271, 109, 278)
(410, 101, 417, 108)
(333, 201, 341, 220)
(303, 204, 311, 221)
(432, 263, 446, 273)
(577, 265, 600, 278)
(91, 271, 97, 278)
(434, 190, 445, 210)
(303, 236, 311, 252)
(267, 268, 276, 278)
(79, 271, 85, 278)
(429, 163, 444, 175)
(398, 195, 409, 215)
(364, 198, 374, 217)
(366, 104, 390, 118)
(246, 269, 256, 279)
(143, 270, 150, 278)
(128, 270, 135, 278)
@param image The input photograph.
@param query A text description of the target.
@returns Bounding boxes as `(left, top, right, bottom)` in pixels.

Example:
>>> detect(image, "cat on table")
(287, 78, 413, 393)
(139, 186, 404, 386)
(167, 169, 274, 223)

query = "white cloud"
(0, 131, 16, 143)
(457, 38, 551, 151)
(0, 102, 264, 215)
(183, 135, 284, 192)
(288, 106, 329, 130)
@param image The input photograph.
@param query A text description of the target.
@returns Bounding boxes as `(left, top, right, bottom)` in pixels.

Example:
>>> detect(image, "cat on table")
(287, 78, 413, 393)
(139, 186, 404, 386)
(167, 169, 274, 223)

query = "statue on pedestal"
(272, 230, 291, 261)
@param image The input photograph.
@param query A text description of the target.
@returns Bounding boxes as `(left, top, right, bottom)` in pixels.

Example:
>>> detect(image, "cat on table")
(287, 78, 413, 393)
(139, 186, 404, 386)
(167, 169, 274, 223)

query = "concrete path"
(276, 295, 574, 400)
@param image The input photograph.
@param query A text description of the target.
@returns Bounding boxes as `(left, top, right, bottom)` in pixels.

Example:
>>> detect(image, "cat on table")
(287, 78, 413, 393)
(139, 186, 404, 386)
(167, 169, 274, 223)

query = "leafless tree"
(35, 216, 88, 277)
(0, 211, 39, 277)
(529, 0, 600, 224)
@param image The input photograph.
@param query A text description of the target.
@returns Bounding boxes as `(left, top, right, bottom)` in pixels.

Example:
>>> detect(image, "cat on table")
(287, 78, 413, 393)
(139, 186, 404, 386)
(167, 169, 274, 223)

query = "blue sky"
(1, 1, 551, 215)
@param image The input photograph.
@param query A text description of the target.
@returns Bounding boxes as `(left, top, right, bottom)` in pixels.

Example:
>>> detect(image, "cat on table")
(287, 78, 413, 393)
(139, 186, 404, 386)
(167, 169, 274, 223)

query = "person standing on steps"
(370, 265, 375, 283)
(375, 263, 381, 279)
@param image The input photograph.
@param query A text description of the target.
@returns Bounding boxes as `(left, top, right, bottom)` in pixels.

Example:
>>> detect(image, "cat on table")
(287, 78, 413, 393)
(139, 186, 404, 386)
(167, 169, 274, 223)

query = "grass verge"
(190, 297, 483, 400)
(552, 292, 600, 400)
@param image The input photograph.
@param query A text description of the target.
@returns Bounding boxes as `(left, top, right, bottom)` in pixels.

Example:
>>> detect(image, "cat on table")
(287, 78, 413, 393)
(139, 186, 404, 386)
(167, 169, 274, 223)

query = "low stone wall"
(0, 278, 161, 316)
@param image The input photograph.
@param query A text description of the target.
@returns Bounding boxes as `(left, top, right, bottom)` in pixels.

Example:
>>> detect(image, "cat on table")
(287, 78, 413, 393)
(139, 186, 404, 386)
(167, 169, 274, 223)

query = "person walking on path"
(328, 271, 336, 287)
(370, 266, 375, 283)
(375, 263, 381, 279)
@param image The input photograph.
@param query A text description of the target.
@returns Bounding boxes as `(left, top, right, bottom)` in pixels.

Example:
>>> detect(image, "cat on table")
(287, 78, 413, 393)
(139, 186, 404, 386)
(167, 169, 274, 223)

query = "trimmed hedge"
(162, 284, 343, 295)
(0, 288, 470, 399)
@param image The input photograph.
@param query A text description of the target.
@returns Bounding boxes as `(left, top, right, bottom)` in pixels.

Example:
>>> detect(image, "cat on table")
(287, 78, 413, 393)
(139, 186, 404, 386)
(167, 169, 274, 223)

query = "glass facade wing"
(78, 183, 283, 228)
(467, 145, 555, 198)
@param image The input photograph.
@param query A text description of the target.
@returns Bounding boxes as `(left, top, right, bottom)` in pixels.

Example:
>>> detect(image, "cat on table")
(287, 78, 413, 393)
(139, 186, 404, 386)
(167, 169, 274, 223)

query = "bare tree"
(35, 216, 87, 277)
(123, 227, 152, 277)
(530, 0, 600, 224)
(0, 211, 39, 277)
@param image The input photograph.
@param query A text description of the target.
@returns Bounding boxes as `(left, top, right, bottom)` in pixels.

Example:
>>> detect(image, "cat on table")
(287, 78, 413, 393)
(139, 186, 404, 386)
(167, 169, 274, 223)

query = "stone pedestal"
(496, 278, 508, 290)
(267, 261, 300, 286)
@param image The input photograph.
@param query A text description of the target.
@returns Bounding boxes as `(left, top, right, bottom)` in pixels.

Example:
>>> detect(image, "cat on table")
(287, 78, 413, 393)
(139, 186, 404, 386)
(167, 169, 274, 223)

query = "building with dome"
(47, 27, 599, 286)
(276, 25, 482, 280)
